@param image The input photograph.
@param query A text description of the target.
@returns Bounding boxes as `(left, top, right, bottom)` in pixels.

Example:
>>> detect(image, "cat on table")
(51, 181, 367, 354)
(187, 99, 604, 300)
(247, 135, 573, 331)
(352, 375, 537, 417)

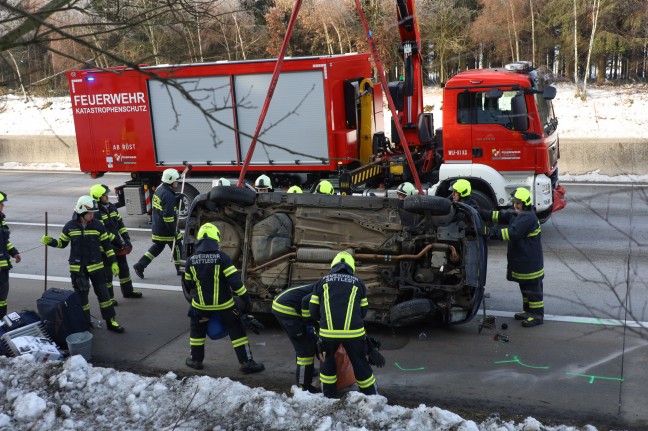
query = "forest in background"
(0, 0, 647, 97)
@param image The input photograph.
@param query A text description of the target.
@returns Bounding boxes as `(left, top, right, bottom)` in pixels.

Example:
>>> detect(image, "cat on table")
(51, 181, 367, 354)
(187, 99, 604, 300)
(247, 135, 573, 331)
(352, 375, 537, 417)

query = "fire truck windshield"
(457, 90, 526, 130)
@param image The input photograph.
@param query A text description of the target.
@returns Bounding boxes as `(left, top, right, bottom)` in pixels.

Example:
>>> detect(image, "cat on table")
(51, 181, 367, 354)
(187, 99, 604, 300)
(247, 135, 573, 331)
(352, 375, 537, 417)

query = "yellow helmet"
(331, 251, 355, 273)
(287, 185, 303, 194)
(89, 184, 110, 201)
(512, 187, 532, 206)
(0, 191, 7, 203)
(315, 180, 334, 195)
(197, 223, 221, 242)
(450, 179, 471, 198)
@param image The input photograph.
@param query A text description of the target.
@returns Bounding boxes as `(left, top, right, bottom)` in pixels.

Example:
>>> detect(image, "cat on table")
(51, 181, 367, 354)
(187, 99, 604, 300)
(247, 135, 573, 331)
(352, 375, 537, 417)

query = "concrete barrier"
(0, 135, 78, 166)
(1, 136, 648, 177)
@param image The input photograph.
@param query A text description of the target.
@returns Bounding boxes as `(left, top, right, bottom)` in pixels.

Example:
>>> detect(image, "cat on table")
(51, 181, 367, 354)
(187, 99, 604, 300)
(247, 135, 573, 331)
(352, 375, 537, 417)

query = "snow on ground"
(0, 355, 598, 431)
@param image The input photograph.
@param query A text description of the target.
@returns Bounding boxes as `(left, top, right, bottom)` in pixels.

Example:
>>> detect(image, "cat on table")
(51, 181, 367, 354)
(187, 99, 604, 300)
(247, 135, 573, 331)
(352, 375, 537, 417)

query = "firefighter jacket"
(460, 196, 479, 210)
(272, 284, 314, 320)
(46, 217, 116, 273)
(184, 238, 248, 311)
(309, 263, 368, 339)
(151, 183, 177, 241)
(488, 209, 543, 282)
(0, 213, 19, 270)
(97, 201, 131, 247)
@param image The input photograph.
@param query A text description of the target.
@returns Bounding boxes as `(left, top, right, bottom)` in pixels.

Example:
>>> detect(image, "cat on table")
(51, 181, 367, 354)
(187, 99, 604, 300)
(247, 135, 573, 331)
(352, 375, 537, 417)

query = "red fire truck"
(66, 0, 565, 220)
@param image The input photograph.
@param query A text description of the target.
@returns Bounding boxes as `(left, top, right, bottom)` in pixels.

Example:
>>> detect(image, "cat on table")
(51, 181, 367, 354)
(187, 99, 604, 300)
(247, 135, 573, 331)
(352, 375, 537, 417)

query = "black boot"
(239, 360, 265, 374)
(133, 263, 145, 279)
(106, 318, 125, 333)
(185, 357, 204, 370)
(123, 290, 143, 298)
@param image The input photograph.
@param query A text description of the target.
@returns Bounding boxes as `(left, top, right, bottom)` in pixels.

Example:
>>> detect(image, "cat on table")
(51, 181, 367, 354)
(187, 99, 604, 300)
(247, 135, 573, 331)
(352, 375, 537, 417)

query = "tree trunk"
(573, 0, 580, 96)
(509, 0, 520, 61)
(529, 0, 536, 65)
(596, 55, 606, 83)
(582, 0, 600, 100)
(233, 13, 247, 60)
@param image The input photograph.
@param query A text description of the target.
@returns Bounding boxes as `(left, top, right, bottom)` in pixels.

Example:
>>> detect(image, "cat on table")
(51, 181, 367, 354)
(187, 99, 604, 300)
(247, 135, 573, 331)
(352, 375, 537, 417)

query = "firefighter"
(0, 191, 21, 320)
(287, 185, 303, 194)
(272, 283, 317, 392)
(254, 175, 272, 193)
(90, 184, 142, 303)
(41, 196, 125, 333)
(309, 251, 378, 398)
(396, 182, 416, 199)
(449, 179, 479, 210)
(184, 222, 265, 373)
(133, 168, 182, 279)
(482, 187, 544, 327)
(314, 180, 334, 195)
(214, 178, 231, 187)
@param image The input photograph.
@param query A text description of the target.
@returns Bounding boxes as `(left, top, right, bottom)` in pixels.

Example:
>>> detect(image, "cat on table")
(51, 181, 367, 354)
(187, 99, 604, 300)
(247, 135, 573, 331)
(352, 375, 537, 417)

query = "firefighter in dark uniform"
(272, 283, 317, 392)
(482, 187, 544, 327)
(90, 184, 143, 303)
(133, 168, 183, 279)
(309, 251, 378, 398)
(41, 195, 125, 332)
(0, 191, 21, 319)
(449, 179, 480, 210)
(184, 223, 265, 373)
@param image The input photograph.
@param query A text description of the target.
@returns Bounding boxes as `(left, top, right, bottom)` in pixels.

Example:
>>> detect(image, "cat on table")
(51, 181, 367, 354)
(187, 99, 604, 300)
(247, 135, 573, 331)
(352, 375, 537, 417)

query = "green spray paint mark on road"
(566, 372, 624, 384)
(494, 355, 550, 370)
(394, 362, 425, 371)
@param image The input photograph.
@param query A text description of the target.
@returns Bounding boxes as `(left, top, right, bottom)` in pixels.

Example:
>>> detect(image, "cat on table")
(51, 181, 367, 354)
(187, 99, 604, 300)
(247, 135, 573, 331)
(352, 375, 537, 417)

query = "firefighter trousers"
(519, 279, 544, 318)
(319, 337, 377, 398)
(103, 254, 135, 298)
(137, 239, 181, 272)
(273, 311, 317, 387)
(189, 306, 253, 364)
(0, 269, 9, 319)
(71, 267, 116, 324)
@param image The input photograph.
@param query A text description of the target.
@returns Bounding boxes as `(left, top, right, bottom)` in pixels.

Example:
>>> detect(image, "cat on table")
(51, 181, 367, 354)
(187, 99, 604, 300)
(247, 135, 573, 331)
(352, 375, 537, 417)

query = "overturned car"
(181, 187, 487, 328)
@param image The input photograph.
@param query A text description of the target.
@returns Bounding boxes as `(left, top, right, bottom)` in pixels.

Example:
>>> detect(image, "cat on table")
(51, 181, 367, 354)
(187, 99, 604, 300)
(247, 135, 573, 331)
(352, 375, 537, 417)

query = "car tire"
(403, 195, 452, 215)
(389, 298, 436, 327)
(209, 186, 256, 206)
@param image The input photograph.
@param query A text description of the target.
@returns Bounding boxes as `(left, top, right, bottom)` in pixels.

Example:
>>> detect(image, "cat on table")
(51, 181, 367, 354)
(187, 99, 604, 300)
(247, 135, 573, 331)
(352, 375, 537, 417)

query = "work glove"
(124, 240, 132, 249)
(41, 235, 52, 246)
(316, 337, 326, 362)
(366, 336, 386, 368)
(478, 208, 492, 221)
(241, 294, 253, 313)
(111, 262, 119, 276)
(242, 314, 264, 334)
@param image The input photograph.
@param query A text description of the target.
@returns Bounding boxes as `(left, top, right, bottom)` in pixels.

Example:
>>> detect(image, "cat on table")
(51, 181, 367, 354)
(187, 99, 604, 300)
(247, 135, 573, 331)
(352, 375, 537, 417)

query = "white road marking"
(10, 272, 182, 292)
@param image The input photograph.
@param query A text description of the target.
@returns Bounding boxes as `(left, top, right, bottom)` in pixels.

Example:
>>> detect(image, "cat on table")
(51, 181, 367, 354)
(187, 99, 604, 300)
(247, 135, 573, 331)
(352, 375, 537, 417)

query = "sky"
(1, 82, 646, 430)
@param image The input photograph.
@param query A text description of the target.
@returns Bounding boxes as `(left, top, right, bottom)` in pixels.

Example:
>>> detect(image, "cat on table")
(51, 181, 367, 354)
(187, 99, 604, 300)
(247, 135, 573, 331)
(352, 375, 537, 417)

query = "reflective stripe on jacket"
(309, 264, 368, 339)
(151, 183, 177, 240)
(491, 209, 544, 282)
(0, 213, 19, 269)
(49, 217, 115, 273)
(184, 238, 247, 310)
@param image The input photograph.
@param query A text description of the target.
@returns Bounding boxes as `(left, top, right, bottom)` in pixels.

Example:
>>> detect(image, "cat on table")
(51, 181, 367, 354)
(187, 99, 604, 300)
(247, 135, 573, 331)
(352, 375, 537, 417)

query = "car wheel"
(177, 184, 199, 229)
(403, 195, 452, 215)
(209, 186, 256, 206)
(389, 298, 436, 327)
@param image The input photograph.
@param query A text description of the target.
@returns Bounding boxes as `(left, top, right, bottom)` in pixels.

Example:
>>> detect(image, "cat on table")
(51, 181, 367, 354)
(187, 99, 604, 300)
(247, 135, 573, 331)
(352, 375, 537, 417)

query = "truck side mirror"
(511, 93, 529, 131)
(543, 85, 557, 100)
(417, 112, 434, 145)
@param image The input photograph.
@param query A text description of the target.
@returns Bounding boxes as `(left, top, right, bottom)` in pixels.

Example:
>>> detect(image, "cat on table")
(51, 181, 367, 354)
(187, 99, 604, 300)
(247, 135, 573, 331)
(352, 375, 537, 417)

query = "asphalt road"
(1, 171, 647, 429)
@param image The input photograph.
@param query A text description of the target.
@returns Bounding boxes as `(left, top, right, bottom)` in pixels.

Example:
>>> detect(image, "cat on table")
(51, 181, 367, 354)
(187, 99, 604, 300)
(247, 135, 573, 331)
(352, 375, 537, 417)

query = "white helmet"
(396, 182, 416, 196)
(75, 195, 98, 214)
(162, 168, 180, 184)
(254, 174, 272, 190)
(215, 178, 231, 187)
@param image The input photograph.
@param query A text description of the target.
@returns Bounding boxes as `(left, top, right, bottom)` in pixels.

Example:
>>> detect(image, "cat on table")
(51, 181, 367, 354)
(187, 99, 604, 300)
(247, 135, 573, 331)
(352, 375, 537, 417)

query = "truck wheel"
(389, 298, 436, 327)
(471, 190, 495, 212)
(403, 195, 452, 215)
(177, 184, 199, 229)
(209, 186, 256, 206)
